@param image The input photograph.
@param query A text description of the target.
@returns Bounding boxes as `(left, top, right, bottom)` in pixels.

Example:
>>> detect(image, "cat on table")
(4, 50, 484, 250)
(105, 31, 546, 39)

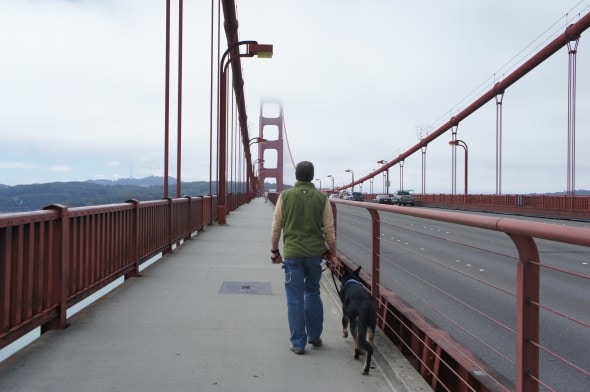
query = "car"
(351, 192, 364, 201)
(372, 194, 393, 204)
(392, 190, 415, 206)
(328, 193, 340, 199)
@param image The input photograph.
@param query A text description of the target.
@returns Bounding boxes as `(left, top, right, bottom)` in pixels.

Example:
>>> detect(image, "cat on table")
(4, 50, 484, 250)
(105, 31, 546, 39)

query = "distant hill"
(0, 177, 280, 213)
(86, 176, 175, 187)
(0, 177, 202, 213)
(543, 190, 590, 195)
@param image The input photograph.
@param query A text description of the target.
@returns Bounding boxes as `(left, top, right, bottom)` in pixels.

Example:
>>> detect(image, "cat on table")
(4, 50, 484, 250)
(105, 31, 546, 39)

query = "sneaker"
(290, 346, 305, 355)
(308, 338, 323, 347)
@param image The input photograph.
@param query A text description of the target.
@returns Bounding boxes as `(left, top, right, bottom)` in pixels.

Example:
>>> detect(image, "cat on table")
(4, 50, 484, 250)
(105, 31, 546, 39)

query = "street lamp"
(421, 145, 427, 194)
(315, 178, 322, 190)
(449, 139, 468, 195)
(249, 137, 267, 146)
(345, 169, 354, 192)
(327, 174, 335, 191)
(399, 160, 405, 191)
(377, 159, 390, 195)
(218, 41, 273, 224)
(247, 139, 266, 195)
(252, 159, 265, 194)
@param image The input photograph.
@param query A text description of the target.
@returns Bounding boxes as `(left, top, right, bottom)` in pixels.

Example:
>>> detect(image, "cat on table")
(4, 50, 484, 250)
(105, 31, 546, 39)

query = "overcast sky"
(1, 0, 588, 194)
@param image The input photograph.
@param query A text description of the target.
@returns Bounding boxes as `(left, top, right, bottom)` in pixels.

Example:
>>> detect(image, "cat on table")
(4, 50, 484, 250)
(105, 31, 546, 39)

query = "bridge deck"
(0, 197, 428, 392)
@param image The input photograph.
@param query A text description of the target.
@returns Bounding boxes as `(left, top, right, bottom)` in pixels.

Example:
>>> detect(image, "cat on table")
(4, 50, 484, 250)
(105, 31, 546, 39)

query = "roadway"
(334, 204, 590, 392)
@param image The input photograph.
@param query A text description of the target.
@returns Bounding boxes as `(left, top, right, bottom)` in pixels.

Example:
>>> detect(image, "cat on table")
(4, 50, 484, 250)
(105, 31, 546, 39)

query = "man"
(270, 161, 338, 355)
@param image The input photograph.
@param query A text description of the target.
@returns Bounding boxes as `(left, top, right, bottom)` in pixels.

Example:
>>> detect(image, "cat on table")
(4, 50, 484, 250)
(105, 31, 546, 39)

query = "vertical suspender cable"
(177, 0, 183, 198)
(163, 0, 171, 198)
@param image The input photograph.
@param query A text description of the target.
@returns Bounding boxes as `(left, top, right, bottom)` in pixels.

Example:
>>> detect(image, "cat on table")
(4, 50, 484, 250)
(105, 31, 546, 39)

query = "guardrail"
(0, 194, 251, 351)
(419, 194, 590, 221)
(329, 199, 590, 392)
(330, 193, 590, 221)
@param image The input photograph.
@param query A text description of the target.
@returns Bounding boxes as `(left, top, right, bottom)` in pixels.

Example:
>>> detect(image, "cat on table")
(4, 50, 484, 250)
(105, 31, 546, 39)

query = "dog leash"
(323, 259, 341, 296)
(319, 252, 342, 297)
(328, 267, 340, 296)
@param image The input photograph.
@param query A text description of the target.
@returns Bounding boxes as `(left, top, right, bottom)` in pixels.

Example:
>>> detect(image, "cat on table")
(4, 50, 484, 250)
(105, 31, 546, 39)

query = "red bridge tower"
(258, 100, 284, 192)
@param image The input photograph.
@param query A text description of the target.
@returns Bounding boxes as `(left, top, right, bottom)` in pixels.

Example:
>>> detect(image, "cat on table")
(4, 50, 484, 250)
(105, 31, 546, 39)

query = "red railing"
(329, 199, 590, 392)
(0, 194, 237, 351)
(341, 193, 590, 221)
(418, 193, 590, 221)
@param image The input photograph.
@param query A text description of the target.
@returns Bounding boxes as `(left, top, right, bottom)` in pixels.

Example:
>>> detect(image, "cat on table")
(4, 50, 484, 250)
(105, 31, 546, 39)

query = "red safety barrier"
(330, 199, 590, 392)
(417, 194, 590, 221)
(0, 193, 247, 352)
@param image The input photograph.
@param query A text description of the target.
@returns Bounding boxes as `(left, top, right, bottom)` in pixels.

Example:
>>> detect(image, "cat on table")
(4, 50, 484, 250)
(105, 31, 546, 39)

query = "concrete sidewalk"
(0, 197, 429, 392)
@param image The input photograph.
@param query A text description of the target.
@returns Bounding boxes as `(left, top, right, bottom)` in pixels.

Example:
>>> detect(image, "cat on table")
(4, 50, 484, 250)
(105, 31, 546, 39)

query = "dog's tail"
(358, 307, 375, 375)
(357, 308, 375, 355)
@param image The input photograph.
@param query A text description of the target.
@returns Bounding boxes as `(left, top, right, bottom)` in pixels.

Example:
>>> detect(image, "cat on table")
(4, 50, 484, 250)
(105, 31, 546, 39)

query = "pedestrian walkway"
(0, 197, 430, 392)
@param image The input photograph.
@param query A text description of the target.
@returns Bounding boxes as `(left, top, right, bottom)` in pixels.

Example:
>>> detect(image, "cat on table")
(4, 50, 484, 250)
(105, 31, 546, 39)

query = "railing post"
(330, 202, 337, 235)
(201, 195, 209, 230)
(1, 225, 12, 336)
(42, 204, 69, 331)
(367, 209, 381, 300)
(125, 199, 140, 279)
(508, 233, 540, 392)
(164, 197, 173, 254)
(184, 195, 193, 239)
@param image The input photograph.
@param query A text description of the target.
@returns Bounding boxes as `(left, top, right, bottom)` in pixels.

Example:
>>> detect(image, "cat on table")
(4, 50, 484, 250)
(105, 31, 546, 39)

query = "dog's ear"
(339, 269, 348, 283)
(354, 266, 361, 275)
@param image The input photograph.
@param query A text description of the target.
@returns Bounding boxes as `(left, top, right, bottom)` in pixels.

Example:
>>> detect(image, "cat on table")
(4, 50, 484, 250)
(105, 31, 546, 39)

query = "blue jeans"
(283, 256, 324, 349)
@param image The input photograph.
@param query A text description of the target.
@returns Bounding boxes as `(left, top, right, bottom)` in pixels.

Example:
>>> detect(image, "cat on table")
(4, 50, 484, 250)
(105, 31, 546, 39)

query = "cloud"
(0, 0, 588, 193)
(45, 165, 72, 173)
(0, 162, 39, 170)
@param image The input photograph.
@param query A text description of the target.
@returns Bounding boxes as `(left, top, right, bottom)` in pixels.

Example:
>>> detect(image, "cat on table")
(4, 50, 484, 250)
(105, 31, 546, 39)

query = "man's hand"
(328, 255, 338, 271)
(322, 249, 338, 271)
(271, 250, 283, 264)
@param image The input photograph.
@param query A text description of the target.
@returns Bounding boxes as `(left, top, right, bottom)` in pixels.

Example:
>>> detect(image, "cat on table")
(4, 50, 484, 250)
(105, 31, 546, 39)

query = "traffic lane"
(336, 204, 589, 285)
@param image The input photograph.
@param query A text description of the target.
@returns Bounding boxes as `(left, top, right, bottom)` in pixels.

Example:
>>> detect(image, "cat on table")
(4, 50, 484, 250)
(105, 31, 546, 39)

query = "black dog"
(339, 266, 377, 375)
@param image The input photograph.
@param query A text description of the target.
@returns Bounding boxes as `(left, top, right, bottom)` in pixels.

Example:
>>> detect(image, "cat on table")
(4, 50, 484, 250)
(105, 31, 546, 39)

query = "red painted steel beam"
(340, 12, 590, 191)
(220, 0, 255, 189)
(333, 198, 590, 247)
(510, 234, 540, 392)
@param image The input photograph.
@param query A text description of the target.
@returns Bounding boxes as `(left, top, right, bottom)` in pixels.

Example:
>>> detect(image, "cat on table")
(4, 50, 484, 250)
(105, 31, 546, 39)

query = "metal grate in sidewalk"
(218, 281, 272, 295)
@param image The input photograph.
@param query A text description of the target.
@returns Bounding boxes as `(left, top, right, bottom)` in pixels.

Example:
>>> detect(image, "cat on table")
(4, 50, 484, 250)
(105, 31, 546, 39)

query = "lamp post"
(252, 159, 265, 195)
(399, 160, 405, 191)
(421, 145, 427, 194)
(449, 139, 468, 195)
(377, 159, 389, 195)
(327, 174, 334, 191)
(246, 139, 266, 195)
(218, 41, 273, 224)
(345, 169, 354, 192)
(247, 138, 266, 195)
(315, 178, 322, 190)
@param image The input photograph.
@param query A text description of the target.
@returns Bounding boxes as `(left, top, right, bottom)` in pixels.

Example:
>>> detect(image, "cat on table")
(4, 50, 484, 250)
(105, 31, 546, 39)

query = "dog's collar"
(342, 278, 362, 288)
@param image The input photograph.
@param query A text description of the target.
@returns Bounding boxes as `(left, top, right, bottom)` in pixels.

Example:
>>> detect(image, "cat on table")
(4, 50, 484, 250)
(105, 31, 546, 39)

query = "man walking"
(270, 161, 337, 355)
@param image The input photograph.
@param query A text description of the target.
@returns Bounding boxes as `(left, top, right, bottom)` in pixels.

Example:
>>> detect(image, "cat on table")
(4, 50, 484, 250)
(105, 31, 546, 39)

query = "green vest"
(280, 181, 327, 258)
